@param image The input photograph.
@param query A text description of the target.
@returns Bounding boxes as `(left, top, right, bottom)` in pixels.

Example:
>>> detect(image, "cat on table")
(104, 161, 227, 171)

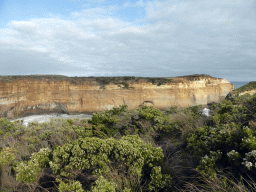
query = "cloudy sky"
(0, 0, 255, 81)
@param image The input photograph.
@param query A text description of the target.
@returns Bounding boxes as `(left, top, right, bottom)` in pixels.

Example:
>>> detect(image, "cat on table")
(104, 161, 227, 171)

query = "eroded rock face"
(0, 75, 234, 120)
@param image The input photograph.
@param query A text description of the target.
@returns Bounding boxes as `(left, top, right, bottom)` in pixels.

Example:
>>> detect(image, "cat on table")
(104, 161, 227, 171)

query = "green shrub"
(186, 122, 256, 180)
(136, 106, 164, 120)
(165, 106, 179, 115)
(15, 135, 171, 191)
(0, 147, 16, 166)
(0, 118, 16, 132)
(89, 112, 119, 126)
(91, 176, 117, 192)
(59, 180, 84, 192)
(67, 119, 74, 125)
(15, 148, 52, 184)
(146, 78, 173, 86)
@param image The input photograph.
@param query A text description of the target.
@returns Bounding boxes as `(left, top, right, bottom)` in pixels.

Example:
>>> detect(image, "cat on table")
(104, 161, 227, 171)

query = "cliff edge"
(0, 74, 234, 120)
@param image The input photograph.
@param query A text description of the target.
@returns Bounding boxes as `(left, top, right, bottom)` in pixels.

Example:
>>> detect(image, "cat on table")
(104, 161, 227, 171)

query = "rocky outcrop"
(0, 75, 234, 120)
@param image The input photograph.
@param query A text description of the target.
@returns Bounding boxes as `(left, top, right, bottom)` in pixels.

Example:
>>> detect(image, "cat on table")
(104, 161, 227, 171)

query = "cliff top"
(232, 81, 256, 94)
(0, 74, 225, 88)
(174, 74, 221, 81)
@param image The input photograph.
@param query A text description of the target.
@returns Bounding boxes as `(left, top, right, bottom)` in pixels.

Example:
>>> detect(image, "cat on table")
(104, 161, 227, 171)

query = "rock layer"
(0, 75, 234, 120)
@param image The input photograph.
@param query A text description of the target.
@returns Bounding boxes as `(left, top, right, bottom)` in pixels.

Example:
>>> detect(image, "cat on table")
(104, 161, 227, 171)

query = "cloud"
(123, 0, 146, 8)
(70, 6, 117, 18)
(0, 0, 255, 81)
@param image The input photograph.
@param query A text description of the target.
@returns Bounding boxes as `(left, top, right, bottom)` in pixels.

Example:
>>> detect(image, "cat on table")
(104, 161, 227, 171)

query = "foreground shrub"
(186, 123, 256, 182)
(14, 135, 171, 191)
(136, 106, 164, 120)
(0, 147, 16, 166)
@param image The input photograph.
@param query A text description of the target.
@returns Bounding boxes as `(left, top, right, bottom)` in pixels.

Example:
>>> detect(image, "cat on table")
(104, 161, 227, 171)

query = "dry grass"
(180, 172, 256, 192)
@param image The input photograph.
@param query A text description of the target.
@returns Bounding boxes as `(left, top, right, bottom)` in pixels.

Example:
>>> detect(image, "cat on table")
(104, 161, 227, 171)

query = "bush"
(14, 135, 171, 191)
(136, 106, 164, 120)
(0, 118, 16, 132)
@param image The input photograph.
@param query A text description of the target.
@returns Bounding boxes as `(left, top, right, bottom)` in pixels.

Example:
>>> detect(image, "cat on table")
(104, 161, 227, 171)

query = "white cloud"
(123, 0, 146, 8)
(0, 0, 255, 80)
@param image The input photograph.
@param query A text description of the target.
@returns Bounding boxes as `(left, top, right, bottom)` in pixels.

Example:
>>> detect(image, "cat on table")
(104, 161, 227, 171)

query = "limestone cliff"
(0, 75, 234, 120)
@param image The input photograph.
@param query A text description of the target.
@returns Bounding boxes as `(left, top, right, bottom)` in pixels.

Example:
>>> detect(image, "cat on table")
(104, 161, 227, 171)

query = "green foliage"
(0, 129, 4, 135)
(91, 176, 117, 192)
(185, 93, 256, 179)
(165, 106, 179, 115)
(87, 105, 129, 137)
(183, 74, 211, 81)
(39, 130, 54, 139)
(186, 100, 256, 180)
(67, 119, 74, 125)
(227, 150, 241, 164)
(72, 125, 94, 138)
(109, 105, 128, 116)
(136, 106, 164, 120)
(93, 77, 137, 89)
(92, 76, 174, 89)
(211, 100, 247, 125)
(240, 126, 256, 151)
(148, 166, 171, 191)
(0, 147, 16, 166)
(89, 105, 128, 126)
(146, 78, 173, 86)
(15, 148, 51, 184)
(242, 150, 256, 170)
(24, 136, 39, 144)
(88, 115, 118, 136)
(0, 118, 16, 132)
(15, 135, 171, 191)
(59, 180, 84, 192)
(183, 105, 202, 119)
(196, 150, 222, 178)
(233, 81, 256, 94)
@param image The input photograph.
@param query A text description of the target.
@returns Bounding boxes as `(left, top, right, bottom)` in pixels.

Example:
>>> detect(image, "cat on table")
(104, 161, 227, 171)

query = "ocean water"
(230, 81, 250, 90)
(10, 113, 92, 127)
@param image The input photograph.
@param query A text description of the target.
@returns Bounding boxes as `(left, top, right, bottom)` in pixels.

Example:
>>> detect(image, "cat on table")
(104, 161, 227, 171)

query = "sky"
(0, 0, 255, 81)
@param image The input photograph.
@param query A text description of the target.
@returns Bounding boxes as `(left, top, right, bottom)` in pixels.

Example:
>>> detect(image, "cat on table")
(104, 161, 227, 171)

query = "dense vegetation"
(1, 89, 256, 191)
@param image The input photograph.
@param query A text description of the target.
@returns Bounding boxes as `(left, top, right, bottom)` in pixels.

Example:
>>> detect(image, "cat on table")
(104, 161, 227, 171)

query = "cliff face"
(0, 75, 234, 120)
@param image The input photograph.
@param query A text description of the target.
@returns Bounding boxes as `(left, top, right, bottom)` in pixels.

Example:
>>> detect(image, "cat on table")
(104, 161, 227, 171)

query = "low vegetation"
(176, 74, 214, 81)
(1, 85, 256, 191)
(0, 75, 176, 89)
(232, 81, 256, 95)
